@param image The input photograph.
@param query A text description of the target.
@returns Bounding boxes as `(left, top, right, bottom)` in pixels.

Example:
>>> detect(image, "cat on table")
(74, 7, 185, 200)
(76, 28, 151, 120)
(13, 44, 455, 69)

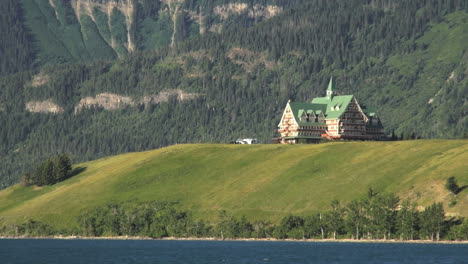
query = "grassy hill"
(1, 1, 468, 189)
(0, 140, 467, 230)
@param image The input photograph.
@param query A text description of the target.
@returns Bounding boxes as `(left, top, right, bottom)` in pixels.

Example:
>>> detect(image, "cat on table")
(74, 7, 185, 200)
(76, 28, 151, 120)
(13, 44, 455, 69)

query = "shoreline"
(1, 236, 467, 244)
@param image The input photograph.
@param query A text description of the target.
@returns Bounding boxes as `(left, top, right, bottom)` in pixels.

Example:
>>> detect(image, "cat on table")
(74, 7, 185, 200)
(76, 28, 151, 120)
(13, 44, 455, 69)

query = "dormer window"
(300, 111, 308, 122)
(372, 117, 379, 125)
(317, 113, 325, 123)
(308, 112, 317, 122)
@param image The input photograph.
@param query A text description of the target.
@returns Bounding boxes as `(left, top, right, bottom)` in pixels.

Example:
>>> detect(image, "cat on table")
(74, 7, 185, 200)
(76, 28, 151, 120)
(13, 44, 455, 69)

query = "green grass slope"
(0, 141, 467, 229)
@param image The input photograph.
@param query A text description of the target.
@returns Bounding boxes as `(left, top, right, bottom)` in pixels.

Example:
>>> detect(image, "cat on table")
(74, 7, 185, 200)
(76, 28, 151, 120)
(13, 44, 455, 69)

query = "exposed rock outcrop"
(175, 50, 213, 65)
(75, 90, 201, 113)
(249, 4, 283, 19)
(47, 0, 282, 54)
(142, 89, 201, 105)
(447, 71, 456, 82)
(214, 3, 248, 19)
(209, 23, 223, 33)
(226, 48, 276, 72)
(214, 3, 282, 20)
(68, 0, 137, 54)
(75, 93, 134, 112)
(26, 100, 64, 114)
(31, 72, 50, 87)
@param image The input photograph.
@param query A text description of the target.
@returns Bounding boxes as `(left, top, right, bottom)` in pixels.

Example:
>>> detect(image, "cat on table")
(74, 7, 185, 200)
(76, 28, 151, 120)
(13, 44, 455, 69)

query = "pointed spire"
(326, 77, 334, 100)
(327, 77, 334, 92)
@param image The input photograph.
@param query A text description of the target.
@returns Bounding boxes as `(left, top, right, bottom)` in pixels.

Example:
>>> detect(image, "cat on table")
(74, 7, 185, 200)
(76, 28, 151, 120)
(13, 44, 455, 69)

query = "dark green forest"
(0, 0, 467, 188)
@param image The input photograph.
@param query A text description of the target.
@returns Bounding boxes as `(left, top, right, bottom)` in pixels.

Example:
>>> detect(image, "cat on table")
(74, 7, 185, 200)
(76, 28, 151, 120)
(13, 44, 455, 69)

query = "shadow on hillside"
(70, 167, 87, 178)
(456, 185, 468, 194)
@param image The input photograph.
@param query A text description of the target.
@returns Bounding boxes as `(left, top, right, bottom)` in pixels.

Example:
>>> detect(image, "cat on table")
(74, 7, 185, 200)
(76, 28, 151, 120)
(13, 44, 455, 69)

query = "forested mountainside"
(0, 0, 467, 188)
(6, 0, 298, 65)
(0, 0, 35, 75)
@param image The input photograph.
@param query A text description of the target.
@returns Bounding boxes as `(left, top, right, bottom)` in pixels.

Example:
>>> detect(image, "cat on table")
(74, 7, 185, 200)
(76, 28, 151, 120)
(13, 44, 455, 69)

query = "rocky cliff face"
(25, 100, 64, 114)
(75, 93, 135, 112)
(24, 0, 285, 61)
(74, 90, 201, 113)
(214, 3, 282, 20)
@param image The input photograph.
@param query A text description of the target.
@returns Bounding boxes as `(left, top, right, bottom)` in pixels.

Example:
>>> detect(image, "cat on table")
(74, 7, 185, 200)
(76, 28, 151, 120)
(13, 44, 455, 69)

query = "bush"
(445, 177, 459, 194)
(287, 228, 305, 239)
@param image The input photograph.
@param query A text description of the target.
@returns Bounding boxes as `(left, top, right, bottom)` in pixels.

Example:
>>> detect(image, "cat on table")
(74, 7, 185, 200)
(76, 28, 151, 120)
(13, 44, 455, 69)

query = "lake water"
(0, 239, 467, 264)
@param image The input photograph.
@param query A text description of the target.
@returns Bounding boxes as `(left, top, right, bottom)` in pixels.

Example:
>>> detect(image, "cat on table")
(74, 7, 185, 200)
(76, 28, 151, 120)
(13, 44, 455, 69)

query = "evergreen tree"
(396, 200, 419, 240)
(54, 154, 72, 183)
(346, 200, 366, 240)
(445, 177, 459, 194)
(26, 154, 73, 186)
(303, 214, 322, 239)
(420, 202, 445, 241)
(325, 200, 345, 239)
(33, 163, 46, 186)
(42, 160, 56, 185)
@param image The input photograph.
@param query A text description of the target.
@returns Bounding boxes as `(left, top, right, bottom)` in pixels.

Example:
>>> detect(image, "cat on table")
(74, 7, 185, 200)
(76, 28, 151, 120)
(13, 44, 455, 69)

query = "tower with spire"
(326, 77, 334, 100)
(277, 77, 385, 143)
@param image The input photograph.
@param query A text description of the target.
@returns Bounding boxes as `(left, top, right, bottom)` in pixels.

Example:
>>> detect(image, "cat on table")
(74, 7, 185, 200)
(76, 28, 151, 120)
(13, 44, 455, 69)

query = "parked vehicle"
(235, 138, 258, 144)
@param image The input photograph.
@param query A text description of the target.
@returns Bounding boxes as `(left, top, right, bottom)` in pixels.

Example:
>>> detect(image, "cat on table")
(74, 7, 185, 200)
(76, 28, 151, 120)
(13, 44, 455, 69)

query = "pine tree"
(420, 202, 445, 241)
(325, 200, 345, 239)
(346, 200, 366, 240)
(445, 177, 459, 195)
(397, 200, 418, 240)
(55, 154, 72, 183)
(42, 159, 56, 185)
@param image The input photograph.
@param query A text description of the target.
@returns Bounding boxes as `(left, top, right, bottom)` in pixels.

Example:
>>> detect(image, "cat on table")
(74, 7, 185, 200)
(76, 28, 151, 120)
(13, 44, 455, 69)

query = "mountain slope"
(0, 0, 467, 189)
(17, 0, 297, 64)
(0, 0, 35, 75)
(0, 140, 466, 229)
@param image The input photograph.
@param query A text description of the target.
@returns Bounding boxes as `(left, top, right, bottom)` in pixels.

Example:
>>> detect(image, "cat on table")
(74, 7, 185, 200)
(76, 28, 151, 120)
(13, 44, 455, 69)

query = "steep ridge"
(0, 141, 466, 228)
(20, 0, 289, 62)
(69, 0, 137, 54)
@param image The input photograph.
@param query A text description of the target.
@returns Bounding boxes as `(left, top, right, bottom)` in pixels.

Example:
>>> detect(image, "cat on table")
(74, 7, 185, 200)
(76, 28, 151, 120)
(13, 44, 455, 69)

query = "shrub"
(445, 177, 459, 194)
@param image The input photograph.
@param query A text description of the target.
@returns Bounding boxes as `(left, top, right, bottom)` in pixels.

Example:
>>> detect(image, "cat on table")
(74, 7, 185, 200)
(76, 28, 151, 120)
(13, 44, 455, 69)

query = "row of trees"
(215, 193, 450, 241)
(73, 192, 467, 241)
(78, 201, 211, 238)
(2, 192, 468, 240)
(21, 154, 72, 186)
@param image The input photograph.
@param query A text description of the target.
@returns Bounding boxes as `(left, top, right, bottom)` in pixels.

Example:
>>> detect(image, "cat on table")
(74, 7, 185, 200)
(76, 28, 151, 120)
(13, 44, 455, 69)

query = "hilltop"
(1, 0, 467, 188)
(0, 140, 466, 230)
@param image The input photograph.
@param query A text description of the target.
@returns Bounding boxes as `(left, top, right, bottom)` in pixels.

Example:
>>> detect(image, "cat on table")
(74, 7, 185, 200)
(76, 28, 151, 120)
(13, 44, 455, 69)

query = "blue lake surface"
(0, 239, 467, 264)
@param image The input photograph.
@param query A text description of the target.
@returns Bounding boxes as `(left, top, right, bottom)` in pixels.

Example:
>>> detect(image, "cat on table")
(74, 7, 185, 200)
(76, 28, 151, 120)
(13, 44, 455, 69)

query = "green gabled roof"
(311, 95, 354, 120)
(284, 78, 379, 123)
(289, 102, 327, 119)
(289, 95, 353, 123)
